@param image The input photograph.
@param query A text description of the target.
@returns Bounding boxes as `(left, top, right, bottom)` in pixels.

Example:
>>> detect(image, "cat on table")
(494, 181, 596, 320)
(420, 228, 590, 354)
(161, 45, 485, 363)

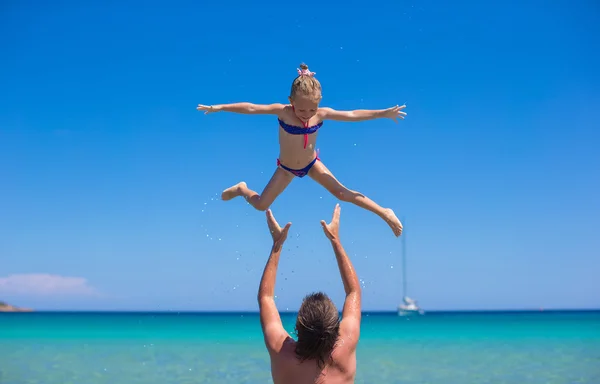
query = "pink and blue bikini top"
(278, 118, 323, 149)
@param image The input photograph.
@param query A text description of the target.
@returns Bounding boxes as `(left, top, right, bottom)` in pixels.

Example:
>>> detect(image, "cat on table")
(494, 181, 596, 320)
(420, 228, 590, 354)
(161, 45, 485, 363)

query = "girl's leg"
(308, 161, 403, 237)
(221, 167, 294, 211)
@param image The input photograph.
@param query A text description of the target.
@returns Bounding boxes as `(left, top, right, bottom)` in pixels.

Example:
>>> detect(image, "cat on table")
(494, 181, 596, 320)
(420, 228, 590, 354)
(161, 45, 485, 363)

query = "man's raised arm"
(320, 204, 362, 348)
(258, 210, 292, 354)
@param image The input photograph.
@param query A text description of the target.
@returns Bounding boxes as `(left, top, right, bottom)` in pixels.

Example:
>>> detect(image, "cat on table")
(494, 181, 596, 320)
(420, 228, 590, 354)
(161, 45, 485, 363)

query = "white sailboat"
(398, 221, 424, 316)
(398, 296, 424, 316)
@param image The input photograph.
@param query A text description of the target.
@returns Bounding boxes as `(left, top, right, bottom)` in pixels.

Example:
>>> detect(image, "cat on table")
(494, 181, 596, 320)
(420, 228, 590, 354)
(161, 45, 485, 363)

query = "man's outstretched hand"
(320, 204, 341, 241)
(266, 209, 291, 249)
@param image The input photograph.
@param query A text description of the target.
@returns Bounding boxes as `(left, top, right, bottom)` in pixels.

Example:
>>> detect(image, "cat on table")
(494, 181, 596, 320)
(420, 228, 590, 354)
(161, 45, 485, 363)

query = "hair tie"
(297, 68, 316, 77)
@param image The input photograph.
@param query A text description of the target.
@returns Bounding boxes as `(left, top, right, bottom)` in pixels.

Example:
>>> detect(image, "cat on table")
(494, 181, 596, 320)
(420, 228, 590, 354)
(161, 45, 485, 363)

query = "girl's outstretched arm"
(197, 103, 286, 115)
(319, 104, 406, 123)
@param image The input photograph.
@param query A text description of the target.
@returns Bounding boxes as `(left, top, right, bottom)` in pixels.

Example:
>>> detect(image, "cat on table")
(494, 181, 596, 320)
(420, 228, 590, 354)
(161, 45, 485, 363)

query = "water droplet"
(390, 265, 394, 269)
(218, 238, 222, 241)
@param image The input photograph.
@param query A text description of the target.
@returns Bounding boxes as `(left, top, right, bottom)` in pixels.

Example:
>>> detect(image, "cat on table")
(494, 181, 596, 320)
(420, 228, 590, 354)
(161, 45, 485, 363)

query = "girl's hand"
(196, 104, 220, 114)
(383, 105, 407, 122)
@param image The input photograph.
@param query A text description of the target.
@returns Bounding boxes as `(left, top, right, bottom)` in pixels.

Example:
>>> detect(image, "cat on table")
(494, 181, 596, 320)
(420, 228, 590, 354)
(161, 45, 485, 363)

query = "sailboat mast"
(401, 217, 407, 299)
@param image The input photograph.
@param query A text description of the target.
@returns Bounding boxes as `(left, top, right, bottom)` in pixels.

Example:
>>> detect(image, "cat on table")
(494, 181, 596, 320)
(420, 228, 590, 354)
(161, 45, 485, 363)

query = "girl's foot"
(221, 182, 246, 201)
(383, 208, 403, 237)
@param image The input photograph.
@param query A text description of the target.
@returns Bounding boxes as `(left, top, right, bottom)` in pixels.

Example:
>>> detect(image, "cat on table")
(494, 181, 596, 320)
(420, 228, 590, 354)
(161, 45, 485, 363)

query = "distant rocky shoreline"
(0, 301, 33, 312)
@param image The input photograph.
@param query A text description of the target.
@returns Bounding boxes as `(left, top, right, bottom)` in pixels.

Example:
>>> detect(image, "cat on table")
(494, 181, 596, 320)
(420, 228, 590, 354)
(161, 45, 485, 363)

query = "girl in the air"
(197, 63, 407, 237)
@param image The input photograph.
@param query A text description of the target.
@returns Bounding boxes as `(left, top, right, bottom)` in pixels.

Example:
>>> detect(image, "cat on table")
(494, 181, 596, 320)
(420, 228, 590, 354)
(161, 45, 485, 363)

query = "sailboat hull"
(398, 308, 425, 316)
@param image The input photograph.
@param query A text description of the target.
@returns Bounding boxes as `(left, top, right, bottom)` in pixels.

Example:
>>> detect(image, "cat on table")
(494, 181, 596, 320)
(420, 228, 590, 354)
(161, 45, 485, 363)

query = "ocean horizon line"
(3, 308, 599, 315)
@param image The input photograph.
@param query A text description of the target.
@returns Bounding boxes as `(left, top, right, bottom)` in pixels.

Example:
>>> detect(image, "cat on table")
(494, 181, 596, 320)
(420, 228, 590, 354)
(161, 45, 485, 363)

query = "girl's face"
(289, 94, 321, 122)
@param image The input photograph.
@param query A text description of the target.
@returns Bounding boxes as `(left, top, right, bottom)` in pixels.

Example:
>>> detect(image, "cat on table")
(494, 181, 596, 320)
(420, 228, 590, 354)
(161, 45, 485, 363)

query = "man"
(258, 204, 362, 384)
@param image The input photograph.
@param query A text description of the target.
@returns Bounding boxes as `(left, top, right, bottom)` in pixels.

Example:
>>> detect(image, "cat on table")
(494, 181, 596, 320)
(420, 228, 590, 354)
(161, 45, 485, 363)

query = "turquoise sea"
(1, 311, 599, 383)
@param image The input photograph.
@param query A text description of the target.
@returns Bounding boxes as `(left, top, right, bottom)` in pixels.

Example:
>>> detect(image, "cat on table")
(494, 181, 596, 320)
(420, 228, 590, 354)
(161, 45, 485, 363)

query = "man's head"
(294, 292, 340, 369)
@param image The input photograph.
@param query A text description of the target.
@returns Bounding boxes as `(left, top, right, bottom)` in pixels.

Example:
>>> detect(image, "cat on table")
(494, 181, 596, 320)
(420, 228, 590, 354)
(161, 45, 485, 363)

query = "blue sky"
(1, 0, 598, 311)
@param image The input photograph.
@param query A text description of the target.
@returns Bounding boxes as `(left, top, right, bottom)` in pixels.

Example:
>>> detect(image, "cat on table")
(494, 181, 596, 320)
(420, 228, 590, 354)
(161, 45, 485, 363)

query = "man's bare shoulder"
(330, 339, 357, 378)
(270, 339, 315, 384)
(270, 337, 297, 364)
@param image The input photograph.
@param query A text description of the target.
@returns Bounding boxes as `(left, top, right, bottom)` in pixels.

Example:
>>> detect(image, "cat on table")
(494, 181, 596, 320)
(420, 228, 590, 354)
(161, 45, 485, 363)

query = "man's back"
(269, 337, 356, 384)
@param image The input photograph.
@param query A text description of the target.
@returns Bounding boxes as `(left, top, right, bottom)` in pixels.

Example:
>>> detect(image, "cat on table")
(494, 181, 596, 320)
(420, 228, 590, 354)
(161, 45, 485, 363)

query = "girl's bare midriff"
(277, 124, 320, 169)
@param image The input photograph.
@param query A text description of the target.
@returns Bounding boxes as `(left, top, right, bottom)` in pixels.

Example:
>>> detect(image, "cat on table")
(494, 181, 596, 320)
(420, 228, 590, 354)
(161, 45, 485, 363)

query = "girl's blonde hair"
(290, 63, 322, 101)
